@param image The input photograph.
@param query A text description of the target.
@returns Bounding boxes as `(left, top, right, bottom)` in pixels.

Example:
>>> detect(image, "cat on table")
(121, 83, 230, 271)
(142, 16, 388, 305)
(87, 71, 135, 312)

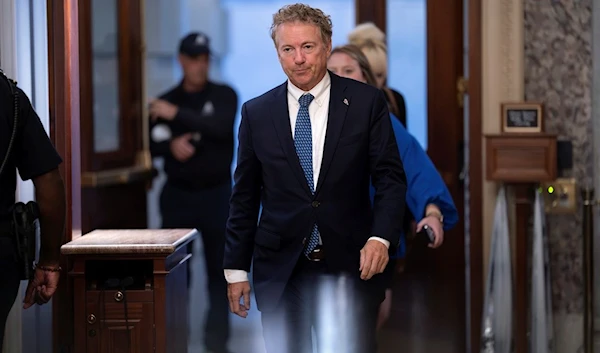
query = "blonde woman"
(328, 45, 458, 330)
(348, 22, 407, 127)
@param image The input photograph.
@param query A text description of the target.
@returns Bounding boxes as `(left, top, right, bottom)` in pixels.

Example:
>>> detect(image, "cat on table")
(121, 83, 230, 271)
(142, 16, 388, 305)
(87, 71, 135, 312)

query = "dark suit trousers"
(160, 181, 231, 351)
(261, 257, 379, 353)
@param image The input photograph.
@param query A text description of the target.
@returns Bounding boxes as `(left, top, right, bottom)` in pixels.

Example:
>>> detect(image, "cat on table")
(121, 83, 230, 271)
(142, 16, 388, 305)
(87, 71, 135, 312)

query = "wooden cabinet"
(85, 298, 154, 353)
(61, 229, 198, 353)
(485, 133, 557, 182)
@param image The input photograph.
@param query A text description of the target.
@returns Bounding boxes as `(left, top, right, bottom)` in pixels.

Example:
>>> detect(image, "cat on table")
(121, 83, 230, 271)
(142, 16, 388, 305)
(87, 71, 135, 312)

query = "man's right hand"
(227, 281, 251, 318)
(170, 133, 195, 162)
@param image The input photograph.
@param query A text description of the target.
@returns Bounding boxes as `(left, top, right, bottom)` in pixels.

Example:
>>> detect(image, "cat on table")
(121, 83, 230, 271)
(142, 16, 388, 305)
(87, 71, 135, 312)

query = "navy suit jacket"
(224, 72, 407, 312)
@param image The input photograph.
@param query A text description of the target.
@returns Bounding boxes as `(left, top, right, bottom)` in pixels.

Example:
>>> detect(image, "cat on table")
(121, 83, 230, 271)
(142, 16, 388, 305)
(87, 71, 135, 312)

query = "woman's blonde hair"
(270, 4, 333, 46)
(330, 45, 377, 87)
(348, 23, 388, 83)
(348, 22, 386, 46)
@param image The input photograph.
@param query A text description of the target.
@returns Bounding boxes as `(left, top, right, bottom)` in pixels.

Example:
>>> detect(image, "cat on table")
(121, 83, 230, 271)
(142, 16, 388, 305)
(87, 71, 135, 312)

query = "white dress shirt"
(224, 73, 389, 284)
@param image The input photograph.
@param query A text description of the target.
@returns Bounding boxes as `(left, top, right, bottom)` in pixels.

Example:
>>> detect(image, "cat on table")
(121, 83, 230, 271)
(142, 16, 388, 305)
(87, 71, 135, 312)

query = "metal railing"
(582, 188, 594, 353)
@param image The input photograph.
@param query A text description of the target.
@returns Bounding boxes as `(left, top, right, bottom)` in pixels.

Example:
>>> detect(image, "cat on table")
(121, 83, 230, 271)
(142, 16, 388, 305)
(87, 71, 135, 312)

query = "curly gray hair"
(270, 3, 333, 46)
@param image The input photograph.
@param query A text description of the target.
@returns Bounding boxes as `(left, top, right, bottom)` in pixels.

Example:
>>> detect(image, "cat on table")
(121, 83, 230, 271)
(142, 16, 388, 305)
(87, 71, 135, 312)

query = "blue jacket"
(371, 114, 458, 258)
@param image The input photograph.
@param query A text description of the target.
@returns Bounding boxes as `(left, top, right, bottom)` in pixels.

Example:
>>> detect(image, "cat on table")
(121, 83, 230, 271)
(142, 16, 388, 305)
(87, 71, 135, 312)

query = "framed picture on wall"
(501, 102, 544, 133)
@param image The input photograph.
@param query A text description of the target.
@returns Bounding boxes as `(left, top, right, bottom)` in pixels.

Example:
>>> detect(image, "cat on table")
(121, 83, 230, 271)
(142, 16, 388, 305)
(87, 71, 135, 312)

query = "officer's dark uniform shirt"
(150, 81, 237, 189)
(0, 77, 63, 219)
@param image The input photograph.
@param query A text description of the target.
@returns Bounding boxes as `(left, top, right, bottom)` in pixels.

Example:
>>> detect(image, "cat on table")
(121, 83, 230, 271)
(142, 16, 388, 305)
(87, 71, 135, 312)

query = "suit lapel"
(269, 82, 313, 196)
(316, 73, 349, 194)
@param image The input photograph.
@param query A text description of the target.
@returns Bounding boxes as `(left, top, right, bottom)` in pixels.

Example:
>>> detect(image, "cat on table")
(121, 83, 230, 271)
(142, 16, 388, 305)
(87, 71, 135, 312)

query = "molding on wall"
(499, 0, 524, 99)
(481, 0, 524, 275)
(591, 0, 600, 336)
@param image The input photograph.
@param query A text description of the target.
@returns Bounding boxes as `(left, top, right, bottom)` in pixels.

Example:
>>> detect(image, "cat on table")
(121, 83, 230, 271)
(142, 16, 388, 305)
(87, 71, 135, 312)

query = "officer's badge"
(202, 101, 214, 116)
(195, 34, 207, 46)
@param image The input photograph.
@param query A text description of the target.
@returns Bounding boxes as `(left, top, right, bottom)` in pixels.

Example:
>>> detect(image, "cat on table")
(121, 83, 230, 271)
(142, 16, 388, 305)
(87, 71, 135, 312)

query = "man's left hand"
(416, 215, 444, 248)
(359, 239, 389, 280)
(149, 99, 178, 121)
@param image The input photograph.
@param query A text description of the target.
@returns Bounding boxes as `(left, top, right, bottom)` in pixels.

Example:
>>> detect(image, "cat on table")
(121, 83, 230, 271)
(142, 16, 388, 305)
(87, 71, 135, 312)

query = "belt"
(305, 245, 325, 262)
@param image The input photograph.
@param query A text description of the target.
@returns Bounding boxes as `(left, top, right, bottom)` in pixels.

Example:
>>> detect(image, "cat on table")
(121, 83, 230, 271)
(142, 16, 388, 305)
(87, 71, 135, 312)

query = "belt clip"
(306, 247, 322, 262)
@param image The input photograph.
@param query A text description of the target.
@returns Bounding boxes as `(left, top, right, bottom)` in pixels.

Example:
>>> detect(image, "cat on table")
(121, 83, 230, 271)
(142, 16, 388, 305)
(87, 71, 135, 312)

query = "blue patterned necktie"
(294, 93, 319, 255)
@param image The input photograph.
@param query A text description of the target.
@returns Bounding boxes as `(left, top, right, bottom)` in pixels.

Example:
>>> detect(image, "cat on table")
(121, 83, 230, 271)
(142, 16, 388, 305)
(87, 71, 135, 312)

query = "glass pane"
(91, 0, 120, 153)
(222, 0, 355, 172)
(387, 0, 427, 149)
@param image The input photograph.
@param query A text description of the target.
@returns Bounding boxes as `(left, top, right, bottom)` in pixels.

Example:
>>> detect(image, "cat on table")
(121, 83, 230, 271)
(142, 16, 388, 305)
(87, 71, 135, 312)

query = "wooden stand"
(485, 133, 557, 353)
(61, 229, 199, 353)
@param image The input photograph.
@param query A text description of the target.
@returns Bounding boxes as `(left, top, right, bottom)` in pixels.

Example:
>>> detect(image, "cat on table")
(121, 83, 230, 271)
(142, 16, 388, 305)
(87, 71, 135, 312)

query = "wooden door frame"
(467, 0, 483, 351)
(48, 0, 81, 351)
(355, 0, 483, 351)
(79, 0, 144, 173)
(355, 0, 386, 32)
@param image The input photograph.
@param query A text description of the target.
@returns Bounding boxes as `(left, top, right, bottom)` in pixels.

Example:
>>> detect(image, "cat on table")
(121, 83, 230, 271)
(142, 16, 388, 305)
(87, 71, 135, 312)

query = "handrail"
(582, 188, 594, 353)
(81, 164, 155, 188)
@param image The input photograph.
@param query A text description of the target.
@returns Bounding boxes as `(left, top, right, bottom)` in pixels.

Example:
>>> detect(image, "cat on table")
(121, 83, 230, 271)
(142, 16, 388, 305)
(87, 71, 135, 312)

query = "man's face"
(179, 53, 209, 87)
(275, 21, 331, 91)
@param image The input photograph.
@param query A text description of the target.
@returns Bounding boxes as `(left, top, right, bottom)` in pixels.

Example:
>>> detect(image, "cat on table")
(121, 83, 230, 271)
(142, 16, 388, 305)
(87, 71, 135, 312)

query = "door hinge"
(457, 76, 468, 107)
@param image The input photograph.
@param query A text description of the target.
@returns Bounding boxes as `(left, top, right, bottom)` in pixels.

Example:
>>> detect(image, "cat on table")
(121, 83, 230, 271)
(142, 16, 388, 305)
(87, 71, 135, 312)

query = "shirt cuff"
(224, 269, 249, 283)
(368, 236, 390, 249)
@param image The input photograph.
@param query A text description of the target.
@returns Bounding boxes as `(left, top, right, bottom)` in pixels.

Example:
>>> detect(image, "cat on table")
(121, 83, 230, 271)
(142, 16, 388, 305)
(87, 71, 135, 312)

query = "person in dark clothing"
(382, 86, 407, 127)
(149, 32, 238, 353)
(0, 69, 66, 350)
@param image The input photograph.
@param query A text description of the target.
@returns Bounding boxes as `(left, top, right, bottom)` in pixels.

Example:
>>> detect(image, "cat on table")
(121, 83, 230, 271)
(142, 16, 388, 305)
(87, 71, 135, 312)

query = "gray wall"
(593, 0, 600, 351)
(524, 0, 593, 352)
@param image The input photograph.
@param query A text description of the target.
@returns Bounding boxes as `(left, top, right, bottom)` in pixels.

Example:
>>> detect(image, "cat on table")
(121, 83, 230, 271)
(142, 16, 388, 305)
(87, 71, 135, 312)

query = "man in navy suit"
(223, 4, 406, 353)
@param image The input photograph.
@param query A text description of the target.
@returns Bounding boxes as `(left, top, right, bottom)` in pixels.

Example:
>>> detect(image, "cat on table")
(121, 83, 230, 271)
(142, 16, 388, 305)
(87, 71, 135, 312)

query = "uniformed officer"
(149, 32, 237, 353)
(0, 70, 66, 349)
